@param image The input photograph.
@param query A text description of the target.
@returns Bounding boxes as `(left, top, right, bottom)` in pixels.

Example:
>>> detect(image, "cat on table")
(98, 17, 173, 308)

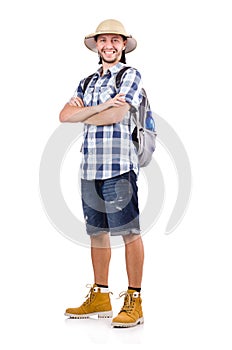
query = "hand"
(69, 96, 84, 107)
(105, 93, 126, 108)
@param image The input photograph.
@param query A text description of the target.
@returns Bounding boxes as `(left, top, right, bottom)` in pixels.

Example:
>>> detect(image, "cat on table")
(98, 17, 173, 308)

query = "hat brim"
(84, 34, 137, 54)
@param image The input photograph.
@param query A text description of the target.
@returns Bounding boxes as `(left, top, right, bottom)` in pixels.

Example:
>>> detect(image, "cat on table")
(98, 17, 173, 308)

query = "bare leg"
(123, 234, 144, 288)
(91, 233, 111, 286)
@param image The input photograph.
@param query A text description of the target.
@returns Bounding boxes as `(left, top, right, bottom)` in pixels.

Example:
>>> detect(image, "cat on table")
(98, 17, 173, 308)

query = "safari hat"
(84, 19, 137, 53)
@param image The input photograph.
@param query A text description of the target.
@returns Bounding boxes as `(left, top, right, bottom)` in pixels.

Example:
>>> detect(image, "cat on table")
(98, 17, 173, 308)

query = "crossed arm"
(59, 94, 130, 126)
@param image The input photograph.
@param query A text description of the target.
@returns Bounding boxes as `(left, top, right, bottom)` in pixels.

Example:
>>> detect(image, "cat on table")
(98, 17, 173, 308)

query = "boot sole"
(64, 310, 113, 319)
(111, 317, 144, 328)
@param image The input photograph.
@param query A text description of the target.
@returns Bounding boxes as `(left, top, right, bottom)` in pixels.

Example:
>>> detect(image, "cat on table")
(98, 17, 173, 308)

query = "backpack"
(82, 66, 157, 167)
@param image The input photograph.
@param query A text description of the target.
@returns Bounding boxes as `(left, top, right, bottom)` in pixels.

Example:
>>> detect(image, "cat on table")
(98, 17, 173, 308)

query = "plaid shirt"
(75, 62, 143, 180)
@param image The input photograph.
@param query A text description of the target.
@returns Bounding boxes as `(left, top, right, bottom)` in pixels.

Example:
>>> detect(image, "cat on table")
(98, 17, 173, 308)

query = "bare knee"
(91, 232, 110, 248)
(123, 233, 141, 245)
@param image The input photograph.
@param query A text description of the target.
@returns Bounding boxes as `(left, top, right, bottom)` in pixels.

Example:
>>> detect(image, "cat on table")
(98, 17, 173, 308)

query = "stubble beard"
(99, 49, 122, 64)
(101, 56, 118, 64)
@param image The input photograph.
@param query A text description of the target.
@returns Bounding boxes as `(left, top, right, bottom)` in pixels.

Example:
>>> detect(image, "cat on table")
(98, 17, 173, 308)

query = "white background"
(1, 0, 232, 347)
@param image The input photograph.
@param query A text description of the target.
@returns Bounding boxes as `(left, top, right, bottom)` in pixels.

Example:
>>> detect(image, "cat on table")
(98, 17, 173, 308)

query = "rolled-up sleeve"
(118, 68, 143, 110)
(74, 80, 85, 99)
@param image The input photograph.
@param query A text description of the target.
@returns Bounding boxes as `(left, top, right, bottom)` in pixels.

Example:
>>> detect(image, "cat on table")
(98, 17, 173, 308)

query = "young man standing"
(59, 19, 144, 328)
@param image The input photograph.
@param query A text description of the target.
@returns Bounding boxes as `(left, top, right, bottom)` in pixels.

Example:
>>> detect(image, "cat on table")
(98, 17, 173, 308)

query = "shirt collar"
(96, 62, 125, 77)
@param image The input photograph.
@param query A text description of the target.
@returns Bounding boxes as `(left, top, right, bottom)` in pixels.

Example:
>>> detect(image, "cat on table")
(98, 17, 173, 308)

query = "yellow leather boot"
(65, 284, 113, 319)
(112, 289, 144, 327)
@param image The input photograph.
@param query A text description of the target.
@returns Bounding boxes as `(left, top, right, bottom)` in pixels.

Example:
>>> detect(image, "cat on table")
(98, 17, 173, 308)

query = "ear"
(123, 39, 127, 50)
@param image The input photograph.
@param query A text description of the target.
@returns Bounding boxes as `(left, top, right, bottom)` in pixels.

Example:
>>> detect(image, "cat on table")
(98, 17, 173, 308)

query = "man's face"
(96, 34, 127, 64)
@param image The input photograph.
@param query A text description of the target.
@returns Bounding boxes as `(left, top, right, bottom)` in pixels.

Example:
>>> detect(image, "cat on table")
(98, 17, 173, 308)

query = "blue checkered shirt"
(75, 62, 143, 180)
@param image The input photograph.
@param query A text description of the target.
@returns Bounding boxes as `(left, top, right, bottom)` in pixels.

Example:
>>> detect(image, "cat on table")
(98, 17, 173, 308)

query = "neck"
(101, 61, 119, 76)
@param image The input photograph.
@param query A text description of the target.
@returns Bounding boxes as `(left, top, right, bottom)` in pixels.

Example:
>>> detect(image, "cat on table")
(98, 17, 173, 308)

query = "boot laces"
(82, 284, 112, 306)
(118, 291, 137, 314)
(82, 284, 95, 306)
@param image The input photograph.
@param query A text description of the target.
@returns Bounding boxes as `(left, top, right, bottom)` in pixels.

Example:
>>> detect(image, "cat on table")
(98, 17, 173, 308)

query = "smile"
(103, 50, 116, 54)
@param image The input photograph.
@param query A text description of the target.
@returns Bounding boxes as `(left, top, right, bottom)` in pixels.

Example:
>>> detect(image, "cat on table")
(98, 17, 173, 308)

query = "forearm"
(59, 93, 127, 124)
(59, 103, 110, 123)
(85, 104, 130, 126)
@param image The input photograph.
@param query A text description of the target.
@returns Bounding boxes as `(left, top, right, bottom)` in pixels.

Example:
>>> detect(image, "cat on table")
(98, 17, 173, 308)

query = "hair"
(94, 35, 127, 64)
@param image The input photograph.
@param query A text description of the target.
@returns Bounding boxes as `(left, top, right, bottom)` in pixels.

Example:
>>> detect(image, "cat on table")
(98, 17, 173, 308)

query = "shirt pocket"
(83, 87, 95, 106)
(99, 85, 116, 103)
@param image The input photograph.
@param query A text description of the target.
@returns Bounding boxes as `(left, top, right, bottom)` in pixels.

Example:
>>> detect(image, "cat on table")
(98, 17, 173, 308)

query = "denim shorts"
(81, 170, 140, 236)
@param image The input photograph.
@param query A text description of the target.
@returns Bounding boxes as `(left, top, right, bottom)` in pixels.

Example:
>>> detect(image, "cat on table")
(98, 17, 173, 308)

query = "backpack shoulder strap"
(83, 67, 131, 93)
(82, 73, 95, 94)
(115, 66, 131, 89)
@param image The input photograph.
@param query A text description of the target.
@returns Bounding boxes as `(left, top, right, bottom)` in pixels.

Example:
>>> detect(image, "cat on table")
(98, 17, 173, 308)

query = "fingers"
(115, 93, 125, 101)
(112, 93, 126, 107)
(69, 97, 84, 107)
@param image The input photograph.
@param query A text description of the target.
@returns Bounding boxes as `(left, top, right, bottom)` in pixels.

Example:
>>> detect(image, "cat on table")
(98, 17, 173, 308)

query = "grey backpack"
(116, 66, 157, 167)
(83, 66, 157, 167)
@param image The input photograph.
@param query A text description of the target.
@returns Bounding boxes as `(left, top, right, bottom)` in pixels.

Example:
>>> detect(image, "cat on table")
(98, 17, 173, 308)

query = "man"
(59, 19, 144, 328)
